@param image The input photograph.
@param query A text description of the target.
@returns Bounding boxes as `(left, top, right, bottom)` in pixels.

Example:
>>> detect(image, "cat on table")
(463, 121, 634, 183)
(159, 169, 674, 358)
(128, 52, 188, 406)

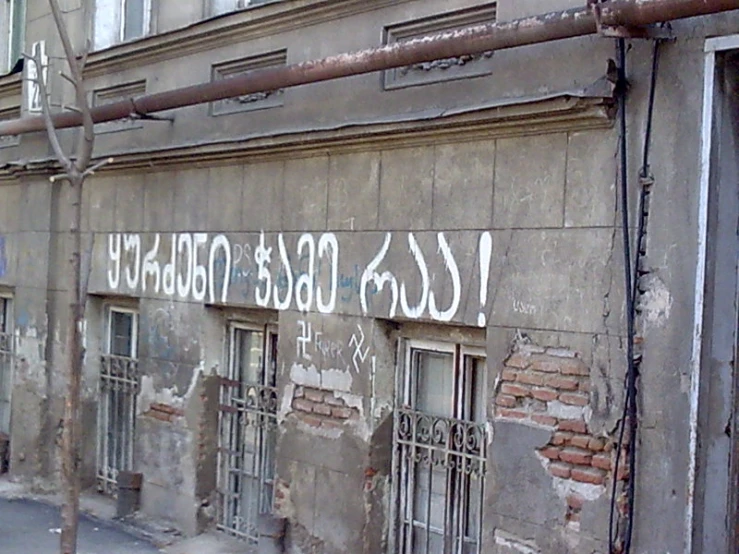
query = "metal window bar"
(395, 408, 486, 554)
(0, 299, 12, 436)
(97, 354, 139, 495)
(217, 328, 278, 543)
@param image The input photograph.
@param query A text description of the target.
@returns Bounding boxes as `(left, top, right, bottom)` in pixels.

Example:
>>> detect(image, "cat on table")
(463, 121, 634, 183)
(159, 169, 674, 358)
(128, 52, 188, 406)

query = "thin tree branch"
(32, 47, 72, 172)
(48, 0, 94, 173)
(81, 156, 114, 178)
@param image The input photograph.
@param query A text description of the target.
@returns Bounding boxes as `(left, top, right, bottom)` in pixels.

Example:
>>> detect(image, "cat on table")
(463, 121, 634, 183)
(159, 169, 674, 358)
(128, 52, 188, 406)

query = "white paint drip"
(478, 232, 492, 327)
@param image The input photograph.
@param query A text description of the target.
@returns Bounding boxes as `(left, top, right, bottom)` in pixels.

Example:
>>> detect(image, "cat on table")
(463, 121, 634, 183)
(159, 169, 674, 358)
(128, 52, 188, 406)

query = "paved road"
(0, 497, 161, 554)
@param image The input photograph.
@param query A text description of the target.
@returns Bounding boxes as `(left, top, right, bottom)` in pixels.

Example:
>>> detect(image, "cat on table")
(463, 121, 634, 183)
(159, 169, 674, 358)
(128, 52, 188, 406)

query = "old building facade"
(0, 1, 737, 553)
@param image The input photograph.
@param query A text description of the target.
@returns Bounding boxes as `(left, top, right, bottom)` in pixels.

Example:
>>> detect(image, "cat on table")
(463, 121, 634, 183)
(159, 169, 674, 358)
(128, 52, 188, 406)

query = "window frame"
(93, 0, 152, 51)
(392, 338, 488, 554)
(0, 295, 13, 436)
(105, 305, 139, 359)
(1, 0, 25, 74)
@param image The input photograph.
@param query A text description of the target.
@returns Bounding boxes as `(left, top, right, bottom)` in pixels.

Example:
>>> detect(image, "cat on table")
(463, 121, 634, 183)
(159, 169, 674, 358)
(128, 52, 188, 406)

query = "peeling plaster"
(138, 361, 203, 414)
(639, 274, 672, 328)
(536, 452, 606, 502)
(494, 529, 540, 554)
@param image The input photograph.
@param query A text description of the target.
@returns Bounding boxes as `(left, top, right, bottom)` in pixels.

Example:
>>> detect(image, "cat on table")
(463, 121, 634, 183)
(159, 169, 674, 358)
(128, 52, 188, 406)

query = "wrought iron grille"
(218, 381, 278, 542)
(0, 330, 12, 436)
(97, 354, 139, 495)
(394, 408, 487, 554)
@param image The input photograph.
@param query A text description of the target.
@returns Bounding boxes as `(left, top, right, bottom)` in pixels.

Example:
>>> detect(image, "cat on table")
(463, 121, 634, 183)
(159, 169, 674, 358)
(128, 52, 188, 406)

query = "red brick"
(559, 359, 590, 376)
(588, 437, 606, 452)
(501, 369, 518, 381)
(292, 398, 315, 413)
(321, 419, 345, 430)
(567, 494, 585, 510)
(531, 388, 558, 402)
(496, 394, 518, 408)
(500, 383, 530, 397)
(617, 462, 630, 481)
(532, 414, 557, 427)
(496, 408, 528, 420)
(549, 463, 572, 479)
(571, 467, 606, 485)
(298, 413, 322, 427)
(579, 380, 591, 392)
(569, 435, 591, 449)
(566, 511, 581, 523)
(558, 419, 588, 434)
(517, 372, 545, 386)
(546, 375, 580, 391)
(530, 356, 562, 373)
(559, 393, 590, 406)
(559, 448, 592, 466)
(539, 446, 561, 460)
(313, 403, 332, 416)
(505, 353, 531, 369)
(592, 453, 612, 471)
(552, 432, 572, 446)
(331, 406, 353, 419)
(304, 388, 325, 402)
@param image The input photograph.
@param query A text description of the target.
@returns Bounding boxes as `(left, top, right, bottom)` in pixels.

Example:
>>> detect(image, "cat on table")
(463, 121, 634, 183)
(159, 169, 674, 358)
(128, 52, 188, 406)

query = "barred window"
(218, 323, 278, 542)
(97, 306, 139, 495)
(394, 340, 487, 554)
(0, 297, 12, 436)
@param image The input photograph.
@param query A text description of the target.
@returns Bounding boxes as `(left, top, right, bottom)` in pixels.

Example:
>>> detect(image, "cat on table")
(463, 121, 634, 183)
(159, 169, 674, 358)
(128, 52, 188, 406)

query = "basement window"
(94, 0, 152, 50)
(97, 306, 139, 495)
(393, 340, 487, 554)
(217, 323, 278, 542)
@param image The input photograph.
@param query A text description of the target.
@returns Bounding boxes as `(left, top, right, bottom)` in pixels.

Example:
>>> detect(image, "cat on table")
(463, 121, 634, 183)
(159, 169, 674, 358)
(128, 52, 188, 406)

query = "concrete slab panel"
(114, 176, 146, 232)
(379, 146, 433, 231)
(207, 165, 243, 232)
(327, 152, 379, 231)
(144, 173, 175, 232)
(173, 169, 210, 231)
(565, 130, 618, 228)
(494, 133, 567, 229)
(283, 156, 329, 232)
(242, 161, 284, 231)
(433, 141, 495, 230)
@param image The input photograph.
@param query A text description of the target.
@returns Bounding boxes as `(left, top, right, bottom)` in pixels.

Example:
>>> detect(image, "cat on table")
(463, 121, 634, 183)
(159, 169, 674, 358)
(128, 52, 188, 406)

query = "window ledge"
(83, 0, 403, 79)
(0, 73, 21, 100)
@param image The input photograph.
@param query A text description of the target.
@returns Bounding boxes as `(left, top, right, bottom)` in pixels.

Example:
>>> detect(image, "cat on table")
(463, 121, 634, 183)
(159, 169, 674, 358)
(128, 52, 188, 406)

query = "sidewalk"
(0, 477, 251, 554)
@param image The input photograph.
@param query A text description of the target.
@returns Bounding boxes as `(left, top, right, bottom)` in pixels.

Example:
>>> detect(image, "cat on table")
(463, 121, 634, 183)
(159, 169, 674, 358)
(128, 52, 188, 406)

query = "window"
(0, 297, 12, 436)
(393, 341, 487, 554)
(208, 0, 273, 17)
(0, 0, 25, 74)
(93, 0, 151, 50)
(218, 323, 278, 542)
(97, 306, 139, 495)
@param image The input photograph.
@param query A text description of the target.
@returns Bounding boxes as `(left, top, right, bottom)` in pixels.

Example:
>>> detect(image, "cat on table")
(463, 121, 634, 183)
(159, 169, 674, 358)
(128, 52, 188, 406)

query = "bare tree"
(27, 2, 109, 553)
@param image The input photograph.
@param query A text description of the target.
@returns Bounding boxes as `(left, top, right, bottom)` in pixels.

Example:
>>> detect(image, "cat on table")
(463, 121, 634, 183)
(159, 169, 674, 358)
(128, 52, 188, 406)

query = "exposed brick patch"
(144, 402, 184, 423)
(291, 386, 359, 430)
(495, 341, 622, 523)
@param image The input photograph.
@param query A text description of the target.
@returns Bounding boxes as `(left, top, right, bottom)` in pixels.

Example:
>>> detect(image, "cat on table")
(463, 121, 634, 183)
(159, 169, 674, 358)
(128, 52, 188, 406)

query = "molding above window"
(210, 50, 287, 116)
(383, 3, 497, 90)
(92, 79, 147, 134)
(0, 106, 20, 149)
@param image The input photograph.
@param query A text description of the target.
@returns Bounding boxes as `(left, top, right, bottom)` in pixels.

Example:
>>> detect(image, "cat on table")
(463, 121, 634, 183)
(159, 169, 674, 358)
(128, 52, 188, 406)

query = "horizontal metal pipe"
(0, 0, 736, 137)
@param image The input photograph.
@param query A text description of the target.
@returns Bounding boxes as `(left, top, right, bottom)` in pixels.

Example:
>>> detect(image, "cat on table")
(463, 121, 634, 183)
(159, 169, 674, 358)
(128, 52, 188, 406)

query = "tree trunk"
(59, 174, 84, 554)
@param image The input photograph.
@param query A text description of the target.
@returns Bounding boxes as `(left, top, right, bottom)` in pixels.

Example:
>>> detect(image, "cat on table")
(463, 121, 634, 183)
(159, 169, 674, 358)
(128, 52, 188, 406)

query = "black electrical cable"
(608, 36, 635, 554)
(608, 37, 662, 554)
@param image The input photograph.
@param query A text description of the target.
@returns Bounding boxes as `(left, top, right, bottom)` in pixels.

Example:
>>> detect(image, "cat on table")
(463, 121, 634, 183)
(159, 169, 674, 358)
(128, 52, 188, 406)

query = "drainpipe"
(0, 0, 736, 136)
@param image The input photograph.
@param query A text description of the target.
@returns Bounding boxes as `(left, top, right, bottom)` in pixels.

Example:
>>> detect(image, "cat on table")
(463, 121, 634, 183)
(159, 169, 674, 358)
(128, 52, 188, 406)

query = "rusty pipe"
(0, 0, 736, 137)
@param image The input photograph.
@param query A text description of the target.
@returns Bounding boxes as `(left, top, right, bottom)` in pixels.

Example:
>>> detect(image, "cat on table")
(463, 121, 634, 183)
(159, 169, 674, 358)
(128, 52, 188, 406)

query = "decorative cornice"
(83, 0, 403, 78)
(0, 74, 22, 101)
(0, 93, 613, 181)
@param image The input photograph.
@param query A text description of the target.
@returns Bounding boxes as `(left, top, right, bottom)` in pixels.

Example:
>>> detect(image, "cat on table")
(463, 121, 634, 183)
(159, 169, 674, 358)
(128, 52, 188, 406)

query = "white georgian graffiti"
(106, 230, 489, 325)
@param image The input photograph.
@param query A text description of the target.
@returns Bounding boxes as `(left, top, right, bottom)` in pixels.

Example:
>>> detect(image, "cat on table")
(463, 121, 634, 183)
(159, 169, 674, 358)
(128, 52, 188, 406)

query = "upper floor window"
(0, 0, 25, 74)
(94, 0, 151, 50)
(208, 0, 273, 17)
